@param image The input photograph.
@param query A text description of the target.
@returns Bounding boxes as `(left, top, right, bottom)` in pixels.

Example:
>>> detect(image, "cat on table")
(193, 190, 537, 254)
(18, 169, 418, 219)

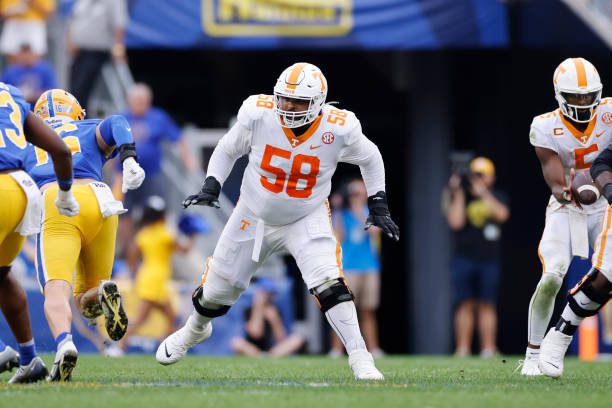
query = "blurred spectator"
(230, 278, 305, 357)
(66, 0, 127, 108)
(0, 0, 55, 57)
(114, 83, 197, 254)
(1, 43, 57, 105)
(330, 179, 383, 357)
(443, 156, 510, 357)
(119, 196, 197, 352)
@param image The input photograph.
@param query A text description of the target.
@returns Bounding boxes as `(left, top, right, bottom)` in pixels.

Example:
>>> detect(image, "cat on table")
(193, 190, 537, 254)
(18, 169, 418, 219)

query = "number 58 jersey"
(210, 94, 384, 226)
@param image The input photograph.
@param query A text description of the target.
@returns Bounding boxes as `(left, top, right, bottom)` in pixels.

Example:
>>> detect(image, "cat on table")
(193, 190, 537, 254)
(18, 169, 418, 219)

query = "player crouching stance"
(26, 90, 145, 381)
(156, 63, 399, 380)
(539, 147, 612, 378)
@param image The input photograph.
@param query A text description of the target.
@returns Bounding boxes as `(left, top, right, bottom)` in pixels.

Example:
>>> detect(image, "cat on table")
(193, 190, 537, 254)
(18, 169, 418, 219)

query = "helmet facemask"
(273, 92, 325, 129)
(556, 89, 602, 123)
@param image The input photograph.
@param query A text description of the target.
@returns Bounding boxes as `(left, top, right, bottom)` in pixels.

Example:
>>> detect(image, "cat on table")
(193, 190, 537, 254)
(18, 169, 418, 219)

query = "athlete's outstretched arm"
(535, 146, 578, 206)
(97, 115, 145, 192)
(591, 146, 612, 204)
(183, 122, 251, 209)
(340, 132, 399, 241)
(24, 112, 73, 187)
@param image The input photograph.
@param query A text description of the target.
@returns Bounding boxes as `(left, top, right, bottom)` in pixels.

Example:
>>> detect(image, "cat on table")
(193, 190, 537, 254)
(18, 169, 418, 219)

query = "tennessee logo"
(321, 132, 335, 144)
(240, 219, 251, 231)
(602, 112, 612, 125)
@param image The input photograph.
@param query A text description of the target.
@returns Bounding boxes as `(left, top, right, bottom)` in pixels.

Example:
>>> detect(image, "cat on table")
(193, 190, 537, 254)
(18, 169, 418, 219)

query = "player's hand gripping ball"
(571, 169, 600, 205)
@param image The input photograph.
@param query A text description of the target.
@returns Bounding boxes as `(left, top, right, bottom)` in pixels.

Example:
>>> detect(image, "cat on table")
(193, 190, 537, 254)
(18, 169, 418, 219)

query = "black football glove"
(183, 176, 221, 209)
(365, 191, 400, 241)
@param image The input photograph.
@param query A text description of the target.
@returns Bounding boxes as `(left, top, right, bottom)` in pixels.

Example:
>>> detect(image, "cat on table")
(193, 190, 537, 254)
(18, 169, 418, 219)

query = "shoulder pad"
(237, 94, 274, 129)
(322, 105, 360, 134)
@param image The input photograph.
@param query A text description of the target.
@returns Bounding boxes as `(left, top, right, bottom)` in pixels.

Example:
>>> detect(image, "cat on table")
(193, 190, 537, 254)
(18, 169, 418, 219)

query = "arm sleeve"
(98, 115, 134, 147)
(339, 129, 386, 195)
(206, 121, 252, 185)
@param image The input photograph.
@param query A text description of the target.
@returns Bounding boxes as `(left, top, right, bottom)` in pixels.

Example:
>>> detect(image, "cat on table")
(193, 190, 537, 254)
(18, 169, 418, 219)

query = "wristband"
(57, 178, 73, 191)
(119, 143, 138, 162)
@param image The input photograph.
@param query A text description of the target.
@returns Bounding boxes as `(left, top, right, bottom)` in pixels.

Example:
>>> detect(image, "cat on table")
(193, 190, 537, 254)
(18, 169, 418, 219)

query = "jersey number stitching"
(0, 90, 26, 149)
(260, 144, 320, 198)
(35, 123, 81, 166)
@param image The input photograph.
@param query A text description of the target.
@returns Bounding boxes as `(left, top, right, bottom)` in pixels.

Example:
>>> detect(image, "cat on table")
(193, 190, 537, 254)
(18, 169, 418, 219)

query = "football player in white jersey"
(156, 62, 399, 380)
(538, 146, 612, 378)
(520, 57, 612, 375)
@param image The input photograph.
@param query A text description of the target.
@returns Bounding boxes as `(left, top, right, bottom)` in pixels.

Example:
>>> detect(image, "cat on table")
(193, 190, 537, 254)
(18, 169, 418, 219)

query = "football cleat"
(99, 280, 128, 341)
(8, 356, 48, 384)
(156, 320, 212, 366)
(0, 346, 19, 374)
(47, 340, 78, 382)
(518, 348, 542, 376)
(538, 329, 573, 378)
(348, 349, 384, 381)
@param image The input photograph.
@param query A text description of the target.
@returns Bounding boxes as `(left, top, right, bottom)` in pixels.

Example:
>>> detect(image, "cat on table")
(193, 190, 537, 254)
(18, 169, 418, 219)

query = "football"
(572, 169, 600, 205)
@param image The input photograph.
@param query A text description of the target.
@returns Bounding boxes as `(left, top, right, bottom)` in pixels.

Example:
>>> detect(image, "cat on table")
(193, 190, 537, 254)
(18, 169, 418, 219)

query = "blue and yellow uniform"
(25, 105, 135, 294)
(0, 82, 34, 267)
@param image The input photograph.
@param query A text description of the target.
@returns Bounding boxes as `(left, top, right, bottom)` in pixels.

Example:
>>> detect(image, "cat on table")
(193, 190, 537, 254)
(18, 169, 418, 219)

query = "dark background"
(125, 2, 612, 354)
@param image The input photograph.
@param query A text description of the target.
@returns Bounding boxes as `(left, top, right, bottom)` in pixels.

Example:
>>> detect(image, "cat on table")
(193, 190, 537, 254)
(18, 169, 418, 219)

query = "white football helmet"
(553, 57, 602, 123)
(273, 62, 327, 128)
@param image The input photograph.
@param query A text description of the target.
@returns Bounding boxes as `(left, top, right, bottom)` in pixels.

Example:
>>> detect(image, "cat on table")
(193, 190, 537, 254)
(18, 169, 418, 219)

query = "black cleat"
(99, 280, 128, 341)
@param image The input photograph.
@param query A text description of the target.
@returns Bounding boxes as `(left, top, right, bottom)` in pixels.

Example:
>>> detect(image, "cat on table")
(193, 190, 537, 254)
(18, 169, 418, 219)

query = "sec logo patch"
(322, 132, 335, 144)
(603, 112, 612, 125)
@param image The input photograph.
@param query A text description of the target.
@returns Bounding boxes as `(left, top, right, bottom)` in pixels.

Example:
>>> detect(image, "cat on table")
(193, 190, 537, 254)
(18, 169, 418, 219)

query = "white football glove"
(122, 157, 145, 193)
(55, 189, 80, 217)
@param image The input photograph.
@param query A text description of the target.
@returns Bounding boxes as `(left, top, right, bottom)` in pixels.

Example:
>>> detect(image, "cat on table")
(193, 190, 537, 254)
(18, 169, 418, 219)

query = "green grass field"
(1, 355, 611, 407)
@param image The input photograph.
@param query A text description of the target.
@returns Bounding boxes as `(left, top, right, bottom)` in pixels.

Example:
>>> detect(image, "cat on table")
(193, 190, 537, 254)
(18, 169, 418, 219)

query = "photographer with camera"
(443, 156, 510, 357)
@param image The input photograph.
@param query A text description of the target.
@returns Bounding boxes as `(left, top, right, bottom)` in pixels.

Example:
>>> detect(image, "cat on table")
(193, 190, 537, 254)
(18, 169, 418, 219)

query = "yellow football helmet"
(34, 89, 85, 121)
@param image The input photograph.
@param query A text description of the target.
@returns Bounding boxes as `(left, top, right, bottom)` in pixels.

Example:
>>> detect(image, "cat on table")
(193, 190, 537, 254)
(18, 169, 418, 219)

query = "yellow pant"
(36, 184, 118, 295)
(0, 174, 26, 266)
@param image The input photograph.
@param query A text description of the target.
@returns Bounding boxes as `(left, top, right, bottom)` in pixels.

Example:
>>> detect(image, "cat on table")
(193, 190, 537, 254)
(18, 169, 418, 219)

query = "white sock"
(325, 301, 366, 353)
(527, 273, 563, 345)
(186, 311, 212, 332)
(525, 347, 539, 358)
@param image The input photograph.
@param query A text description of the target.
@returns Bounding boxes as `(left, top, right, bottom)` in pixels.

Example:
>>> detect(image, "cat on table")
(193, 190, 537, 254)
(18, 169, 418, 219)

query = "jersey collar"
(281, 114, 323, 149)
(560, 111, 597, 144)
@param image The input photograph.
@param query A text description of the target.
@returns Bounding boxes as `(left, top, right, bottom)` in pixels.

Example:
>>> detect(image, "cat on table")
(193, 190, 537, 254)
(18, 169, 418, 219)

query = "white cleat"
(0, 346, 19, 374)
(348, 349, 384, 381)
(47, 340, 78, 382)
(156, 320, 212, 366)
(518, 348, 542, 376)
(538, 329, 573, 378)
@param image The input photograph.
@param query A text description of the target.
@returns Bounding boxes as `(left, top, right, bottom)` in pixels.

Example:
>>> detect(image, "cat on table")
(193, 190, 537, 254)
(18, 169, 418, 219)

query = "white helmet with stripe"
(273, 62, 327, 128)
(553, 57, 603, 123)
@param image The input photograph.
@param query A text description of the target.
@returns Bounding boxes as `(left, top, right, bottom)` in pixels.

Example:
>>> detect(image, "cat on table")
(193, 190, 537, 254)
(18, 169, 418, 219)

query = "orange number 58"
(260, 145, 320, 198)
(575, 144, 599, 169)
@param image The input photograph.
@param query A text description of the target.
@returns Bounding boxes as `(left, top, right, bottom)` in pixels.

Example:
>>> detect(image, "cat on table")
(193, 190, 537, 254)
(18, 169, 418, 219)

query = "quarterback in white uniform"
(156, 63, 399, 380)
(521, 57, 612, 375)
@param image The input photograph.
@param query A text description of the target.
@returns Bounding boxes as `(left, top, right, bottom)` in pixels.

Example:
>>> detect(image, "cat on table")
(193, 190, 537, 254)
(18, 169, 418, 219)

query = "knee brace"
(567, 269, 612, 318)
(0, 265, 10, 282)
(309, 278, 354, 313)
(191, 286, 231, 318)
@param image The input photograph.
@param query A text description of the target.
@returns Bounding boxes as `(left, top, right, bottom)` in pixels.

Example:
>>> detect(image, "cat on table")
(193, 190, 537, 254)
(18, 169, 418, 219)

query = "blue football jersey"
(25, 119, 118, 188)
(0, 82, 31, 171)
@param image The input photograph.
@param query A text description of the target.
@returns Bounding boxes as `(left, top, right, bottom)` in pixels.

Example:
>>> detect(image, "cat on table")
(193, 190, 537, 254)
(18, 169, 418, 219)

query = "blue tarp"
(125, 0, 508, 49)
